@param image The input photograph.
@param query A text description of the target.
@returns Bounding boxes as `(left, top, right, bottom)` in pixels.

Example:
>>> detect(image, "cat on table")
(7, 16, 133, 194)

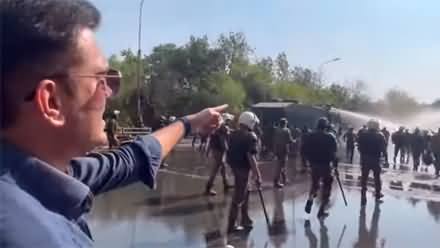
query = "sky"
(91, 0, 440, 103)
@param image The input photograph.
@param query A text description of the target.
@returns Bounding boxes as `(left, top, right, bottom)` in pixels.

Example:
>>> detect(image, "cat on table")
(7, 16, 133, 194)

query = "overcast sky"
(91, 0, 440, 103)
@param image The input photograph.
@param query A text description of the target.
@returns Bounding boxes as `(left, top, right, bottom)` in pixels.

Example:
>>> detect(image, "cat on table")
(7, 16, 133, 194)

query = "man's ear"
(34, 80, 66, 127)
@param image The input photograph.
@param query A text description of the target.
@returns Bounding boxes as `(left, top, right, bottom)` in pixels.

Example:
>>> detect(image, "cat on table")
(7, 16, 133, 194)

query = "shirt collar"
(1, 139, 92, 220)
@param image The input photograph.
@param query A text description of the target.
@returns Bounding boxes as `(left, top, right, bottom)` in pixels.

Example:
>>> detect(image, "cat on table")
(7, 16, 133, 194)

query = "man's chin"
(87, 133, 109, 151)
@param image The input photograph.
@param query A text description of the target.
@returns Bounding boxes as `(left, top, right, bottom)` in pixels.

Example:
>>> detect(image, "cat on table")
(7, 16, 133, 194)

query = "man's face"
(60, 28, 111, 153)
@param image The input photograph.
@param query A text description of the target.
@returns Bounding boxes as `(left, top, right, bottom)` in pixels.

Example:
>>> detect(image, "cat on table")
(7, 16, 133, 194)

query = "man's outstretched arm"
(71, 105, 228, 195)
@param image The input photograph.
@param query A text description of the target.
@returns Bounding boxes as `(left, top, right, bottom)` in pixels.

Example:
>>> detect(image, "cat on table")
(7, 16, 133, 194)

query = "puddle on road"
(89, 175, 440, 248)
(88, 146, 440, 247)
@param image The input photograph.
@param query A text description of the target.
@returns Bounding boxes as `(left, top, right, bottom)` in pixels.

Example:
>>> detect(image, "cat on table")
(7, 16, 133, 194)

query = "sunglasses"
(24, 68, 122, 101)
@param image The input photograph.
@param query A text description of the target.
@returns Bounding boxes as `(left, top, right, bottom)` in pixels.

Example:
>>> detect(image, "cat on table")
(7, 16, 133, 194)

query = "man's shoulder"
(0, 175, 54, 220)
(0, 177, 92, 247)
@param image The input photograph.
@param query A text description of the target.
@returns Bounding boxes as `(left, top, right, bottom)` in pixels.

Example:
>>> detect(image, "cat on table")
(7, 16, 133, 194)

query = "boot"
(317, 207, 329, 218)
(375, 192, 384, 203)
(274, 182, 284, 188)
(241, 219, 254, 230)
(305, 199, 313, 214)
(227, 225, 244, 234)
(205, 185, 217, 196)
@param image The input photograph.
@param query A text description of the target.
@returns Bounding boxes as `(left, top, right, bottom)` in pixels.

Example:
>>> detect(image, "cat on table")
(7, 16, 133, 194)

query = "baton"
(256, 182, 270, 227)
(335, 169, 348, 206)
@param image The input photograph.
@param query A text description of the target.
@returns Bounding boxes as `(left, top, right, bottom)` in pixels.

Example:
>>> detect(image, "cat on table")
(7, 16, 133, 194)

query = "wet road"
(89, 142, 440, 248)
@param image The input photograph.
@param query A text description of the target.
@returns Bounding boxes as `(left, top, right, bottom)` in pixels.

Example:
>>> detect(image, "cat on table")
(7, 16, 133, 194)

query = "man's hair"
(1, 0, 101, 129)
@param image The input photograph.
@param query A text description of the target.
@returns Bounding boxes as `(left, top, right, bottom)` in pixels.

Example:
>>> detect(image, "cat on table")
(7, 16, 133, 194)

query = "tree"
(106, 32, 419, 127)
(230, 62, 273, 105)
(291, 66, 319, 88)
(275, 52, 290, 81)
(257, 57, 274, 77)
(217, 32, 253, 73)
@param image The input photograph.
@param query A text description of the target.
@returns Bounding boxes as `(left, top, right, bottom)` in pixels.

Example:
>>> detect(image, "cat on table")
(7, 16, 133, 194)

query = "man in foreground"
(0, 0, 226, 247)
(357, 119, 387, 206)
(303, 117, 338, 218)
(226, 111, 262, 233)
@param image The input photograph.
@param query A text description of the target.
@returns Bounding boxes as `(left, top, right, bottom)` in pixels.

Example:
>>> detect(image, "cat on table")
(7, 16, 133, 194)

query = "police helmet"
(316, 117, 329, 130)
(238, 111, 260, 130)
(367, 119, 380, 131)
(280, 117, 288, 126)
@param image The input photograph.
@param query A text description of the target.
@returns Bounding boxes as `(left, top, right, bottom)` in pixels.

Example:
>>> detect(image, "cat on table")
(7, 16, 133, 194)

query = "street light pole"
(136, 0, 145, 127)
(318, 57, 341, 86)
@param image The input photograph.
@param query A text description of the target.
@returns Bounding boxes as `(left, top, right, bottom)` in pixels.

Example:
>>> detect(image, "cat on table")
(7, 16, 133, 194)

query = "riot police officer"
(343, 127, 356, 164)
(205, 114, 232, 195)
(303, 117, 338, 218)
(431, 129, 440, 178)
(392, 127, 405, 166)
(226, 111, 262, 233)
(104, 110, 120, 149)
(357, 119, 386, 206)
(273, 117, 295, 188)
(410, 128, 425, 172)
(205, 114, 233, 195)
(381, 127, 390, 166)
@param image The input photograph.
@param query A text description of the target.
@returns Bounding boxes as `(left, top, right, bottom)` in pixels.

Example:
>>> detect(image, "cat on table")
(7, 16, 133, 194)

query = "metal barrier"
(120, 127, 152, 135)
(117, 127, 152, 142)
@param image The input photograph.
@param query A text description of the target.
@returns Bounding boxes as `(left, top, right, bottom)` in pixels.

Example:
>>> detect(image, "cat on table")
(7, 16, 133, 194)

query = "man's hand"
(186, 104, 228, 135)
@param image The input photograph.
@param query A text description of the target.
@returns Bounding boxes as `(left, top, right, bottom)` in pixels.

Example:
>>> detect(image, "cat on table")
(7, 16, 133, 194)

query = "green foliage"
(106, 32, 422, 126)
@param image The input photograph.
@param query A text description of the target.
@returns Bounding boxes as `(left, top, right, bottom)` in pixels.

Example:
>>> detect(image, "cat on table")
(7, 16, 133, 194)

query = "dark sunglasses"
(24, 68, 122, 101)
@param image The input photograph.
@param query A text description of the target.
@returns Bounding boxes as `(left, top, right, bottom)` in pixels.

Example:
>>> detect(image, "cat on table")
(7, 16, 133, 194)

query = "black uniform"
(402, 130, 411, 164)
(357, 129, 386, 203)
(391, 130, 404, 165)
(303, 129, 337, 216)
(430, 133, 440, 177)
(381, 128, 390, 165)
(343, 129, 356, 163)
(226, 128, 259, 231)
(105, 116, 119, 149)
(410, 130, 425, 171)
(205, 124, 231, 194)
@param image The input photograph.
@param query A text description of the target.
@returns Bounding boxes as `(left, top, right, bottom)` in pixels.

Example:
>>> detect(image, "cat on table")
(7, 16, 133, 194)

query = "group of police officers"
(195, 110, 440, 236)
(107, 108, 440, 235)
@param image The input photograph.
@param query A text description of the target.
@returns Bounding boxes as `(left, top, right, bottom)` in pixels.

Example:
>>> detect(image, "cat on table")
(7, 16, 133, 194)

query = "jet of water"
(334, 109, 400, 131)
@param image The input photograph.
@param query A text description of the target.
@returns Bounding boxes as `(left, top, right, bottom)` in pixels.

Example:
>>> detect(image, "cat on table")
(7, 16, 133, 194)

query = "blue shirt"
(0, 135, 162, 248)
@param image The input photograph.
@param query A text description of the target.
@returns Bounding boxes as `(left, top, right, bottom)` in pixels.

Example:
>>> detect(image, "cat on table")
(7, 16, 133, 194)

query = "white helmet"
(169, 116, 177, 122)
(367, 119, 380, 131)
(238, 111, 260, 130)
